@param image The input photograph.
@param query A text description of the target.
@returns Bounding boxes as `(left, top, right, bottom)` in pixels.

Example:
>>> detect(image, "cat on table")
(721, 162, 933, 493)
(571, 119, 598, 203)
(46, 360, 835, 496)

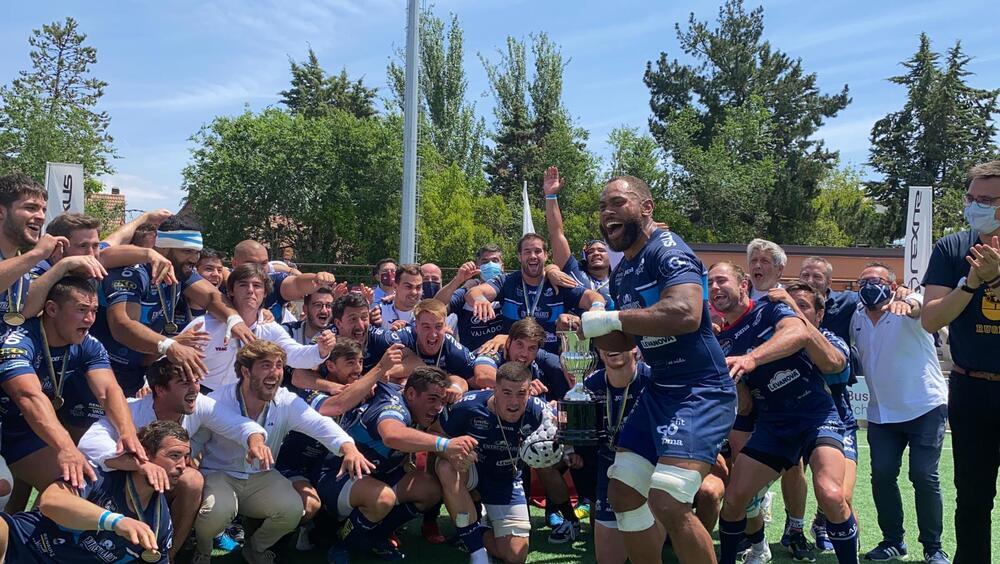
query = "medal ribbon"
(520, 276, 546, 317)
(605, 368, 637, 442)
(125, 472, 162, 550)
(156, 282, 178, 330)
(493, 399, 523, 478)
(4, 251, 25, 317)
(39, 323, 69, 404)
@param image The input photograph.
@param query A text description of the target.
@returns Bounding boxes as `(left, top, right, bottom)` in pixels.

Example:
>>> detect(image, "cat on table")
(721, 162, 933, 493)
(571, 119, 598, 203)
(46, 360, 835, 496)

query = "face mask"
(480, 262, 502, 281)
(380, 272, 395, 287)
(964, 202, 1000, 234)
(421, 281, 441, 298)
(859, 282, 892, 308)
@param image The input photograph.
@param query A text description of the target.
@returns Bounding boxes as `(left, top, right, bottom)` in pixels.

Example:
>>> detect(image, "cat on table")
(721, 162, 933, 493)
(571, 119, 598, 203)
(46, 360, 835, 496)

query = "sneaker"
(547, 520, 580, 544)
(241, 545, 277, 564)
(421, 519, 446, 544)
(296, 525, 316, 551)
(785, 532, 817, 563)
(741, 542, 773, 564)
(575, 501, 591, 520)
(810, 519, 833, 553)
(924, 549, 950, 564)
(863, 540, 908, 561)
(327, 542, 351, 564)
(546, 511, 564, 529)
(760, 491, 774, 525)
(371, 538, 406, 560)
(213, 532, 241, 553)
(226, 521, 246, 543)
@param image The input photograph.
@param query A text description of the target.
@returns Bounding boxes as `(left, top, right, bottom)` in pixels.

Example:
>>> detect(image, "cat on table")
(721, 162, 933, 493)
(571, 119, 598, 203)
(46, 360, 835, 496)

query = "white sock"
(470, 547, 489, 564)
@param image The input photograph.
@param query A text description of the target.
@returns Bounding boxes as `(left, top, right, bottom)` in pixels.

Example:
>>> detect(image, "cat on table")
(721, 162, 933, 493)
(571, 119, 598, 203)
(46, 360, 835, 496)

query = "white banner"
(521, 180, 536, 235)
(903, 186, 933, 291)
(43, 162, 84, 227)
(849, 375, 870, 424)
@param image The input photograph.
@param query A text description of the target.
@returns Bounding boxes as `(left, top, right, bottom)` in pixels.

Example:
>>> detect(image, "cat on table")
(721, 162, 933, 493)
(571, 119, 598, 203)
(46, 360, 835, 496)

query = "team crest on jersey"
(752, 308, 764, 327)
(982, 288, 1000, 322)
(667, 256, 688, 270)
(718, 339, 733, 355)
(767, 369, 800, 392)
(471, 417, 490, 431)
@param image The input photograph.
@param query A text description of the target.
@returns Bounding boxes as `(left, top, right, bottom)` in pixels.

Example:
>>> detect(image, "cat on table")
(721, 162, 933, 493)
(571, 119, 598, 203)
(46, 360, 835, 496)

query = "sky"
(2, 0, 998, 216)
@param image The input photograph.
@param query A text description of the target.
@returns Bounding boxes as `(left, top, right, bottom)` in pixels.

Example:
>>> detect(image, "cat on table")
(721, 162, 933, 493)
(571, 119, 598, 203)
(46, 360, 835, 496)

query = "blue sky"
(2, 0, 997, 215)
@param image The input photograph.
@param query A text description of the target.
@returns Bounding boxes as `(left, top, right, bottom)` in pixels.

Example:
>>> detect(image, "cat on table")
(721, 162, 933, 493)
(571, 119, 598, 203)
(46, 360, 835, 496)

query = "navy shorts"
(743, 415, 845, 473)
(593, 447, 616, 525)
(316, 464, 406, 518)
(616, 382, 737, 466)
(842, 427, 858, 463)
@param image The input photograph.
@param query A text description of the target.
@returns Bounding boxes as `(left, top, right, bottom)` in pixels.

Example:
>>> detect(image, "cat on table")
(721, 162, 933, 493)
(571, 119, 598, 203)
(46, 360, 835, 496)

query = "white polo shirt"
(851, 293, 948, 424)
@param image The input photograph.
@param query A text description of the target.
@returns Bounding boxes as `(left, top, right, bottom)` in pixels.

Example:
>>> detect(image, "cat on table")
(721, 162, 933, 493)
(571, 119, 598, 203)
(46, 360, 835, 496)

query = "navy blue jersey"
(275, 387, 363, 481)
(0, 250, 35, 333)
(448, 287, 504, 352)
(610, 229, 729, 387)
(92, 264, 203, 378)
(717, 299, 838, 430)
(821, 290, 860, 345)
(487, 271, 587, 353)
(0, 319, 110, 455)
(584, 362, 651, 446)
(332, 382, 412, 479)
(562, 255, 614, 307)
(2, 468, 172, 563)
(440, 390, 548, 503)
(367, 326, 476, 379)
(820, 328, 856, 431)
(474, 348, 568, 400)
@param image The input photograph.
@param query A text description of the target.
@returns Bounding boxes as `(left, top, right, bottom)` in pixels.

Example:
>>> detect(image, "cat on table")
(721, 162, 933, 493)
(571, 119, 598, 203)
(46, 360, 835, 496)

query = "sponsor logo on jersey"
(766, 369, 800, 392)
(640, 335, 676, 349)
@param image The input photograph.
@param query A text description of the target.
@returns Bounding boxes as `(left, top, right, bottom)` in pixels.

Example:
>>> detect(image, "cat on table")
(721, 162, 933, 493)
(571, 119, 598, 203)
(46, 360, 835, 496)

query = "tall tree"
(644, 0, 849, 243)
(867, 34, 999, 239)
(0, 17, 115, 182)
(606, 126, 667, 195)
(807, 166, 889, 247)
(387, 11, 487, 182)
(279, 48, 378, 119)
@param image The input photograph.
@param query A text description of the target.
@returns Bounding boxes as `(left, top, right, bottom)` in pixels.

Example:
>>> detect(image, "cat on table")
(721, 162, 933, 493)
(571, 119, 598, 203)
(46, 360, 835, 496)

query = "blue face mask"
(480, 262, 502, 281)
(964, 202, 1000, 234)
(859, 282, 892, 308)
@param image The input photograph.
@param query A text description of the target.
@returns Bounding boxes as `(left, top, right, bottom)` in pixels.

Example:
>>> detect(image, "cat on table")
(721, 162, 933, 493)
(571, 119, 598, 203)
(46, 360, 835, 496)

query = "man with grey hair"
(746, 238, 787, 299)
(799, 256, 860, 345)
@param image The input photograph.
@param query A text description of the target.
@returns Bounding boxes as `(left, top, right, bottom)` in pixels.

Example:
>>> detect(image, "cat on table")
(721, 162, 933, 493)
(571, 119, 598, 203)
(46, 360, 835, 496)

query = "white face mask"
(965, 202, 1000, 234)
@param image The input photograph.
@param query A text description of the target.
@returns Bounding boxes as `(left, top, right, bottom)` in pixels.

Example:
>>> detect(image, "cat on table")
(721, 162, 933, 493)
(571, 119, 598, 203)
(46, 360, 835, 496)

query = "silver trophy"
(557, 331, 604, 445)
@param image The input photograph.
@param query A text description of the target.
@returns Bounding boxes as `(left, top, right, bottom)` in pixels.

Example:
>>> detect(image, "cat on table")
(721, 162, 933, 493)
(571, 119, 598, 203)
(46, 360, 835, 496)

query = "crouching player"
(436, 361, 562, 564)
(317, 366, 478, 563)
(0, 420, 189, 563)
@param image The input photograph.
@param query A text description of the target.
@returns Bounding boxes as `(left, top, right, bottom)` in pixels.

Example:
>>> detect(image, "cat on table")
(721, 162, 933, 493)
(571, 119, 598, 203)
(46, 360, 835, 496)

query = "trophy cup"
(556, 331, 605, 446)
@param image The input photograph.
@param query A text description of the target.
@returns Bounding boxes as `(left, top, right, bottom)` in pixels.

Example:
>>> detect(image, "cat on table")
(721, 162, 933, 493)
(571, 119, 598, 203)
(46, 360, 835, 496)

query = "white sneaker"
(295, 524, 315, 551)
(760, 491, 774, 525)
(742, 541, 773, 563)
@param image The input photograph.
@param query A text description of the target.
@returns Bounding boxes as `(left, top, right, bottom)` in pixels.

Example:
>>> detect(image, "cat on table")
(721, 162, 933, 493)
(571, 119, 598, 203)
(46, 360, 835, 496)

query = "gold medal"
(141, 549, 162, 562)
(40, 325, 69, 410)
(3, 312, 24, 326)
(163, 322, 179, 335)
(126, 474, 163, 562)
(51, 396, 64, 410)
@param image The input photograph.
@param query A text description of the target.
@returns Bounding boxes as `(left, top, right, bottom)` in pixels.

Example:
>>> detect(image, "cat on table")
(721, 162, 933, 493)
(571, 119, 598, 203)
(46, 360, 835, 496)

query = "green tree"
(644, 0, 849, 243)
(806, 166, 888, 247)
(0, 17, 115, 184)
(279, 48, 378, 119)
(867, 34, 999, 240)
(606, 126, 667, 196)
(387, 11, 487, 182)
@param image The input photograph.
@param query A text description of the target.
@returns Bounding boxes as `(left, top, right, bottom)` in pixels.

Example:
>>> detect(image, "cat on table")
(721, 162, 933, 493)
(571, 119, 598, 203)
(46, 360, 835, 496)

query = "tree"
(867, 34, 999, 240)
(0, 17, 115, 184)
(606, 126, 667, 196)
(279, 48, 378, 119)
(806, 166, 889, 247)
(644, 0, 849, 243)
(387, 11, 487, 182)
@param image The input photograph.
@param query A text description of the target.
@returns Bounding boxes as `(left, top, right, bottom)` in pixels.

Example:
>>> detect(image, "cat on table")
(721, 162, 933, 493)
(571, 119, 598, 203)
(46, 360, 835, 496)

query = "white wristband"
(225, 314, 244, 340)
(591, 301, 607, 311)
(581, 310, 622, 338)
(156, 338, 176, 355)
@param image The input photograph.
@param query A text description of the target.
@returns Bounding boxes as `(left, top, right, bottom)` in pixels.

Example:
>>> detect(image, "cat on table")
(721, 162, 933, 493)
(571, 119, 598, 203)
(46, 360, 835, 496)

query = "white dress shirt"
(851, 293, 948, 424)
(78, 394, 265, 470)
(183, 313, 328, 391)
(195, 383, 354, 479)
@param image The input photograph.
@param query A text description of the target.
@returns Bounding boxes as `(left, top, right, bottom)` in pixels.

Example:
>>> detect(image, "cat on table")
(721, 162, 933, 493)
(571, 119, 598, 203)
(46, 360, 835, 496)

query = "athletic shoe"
(760, 491, 774, 524)
(371, 538, 406, 560)
(547, 520, 580, 544)
(810, 519, 834, 553)
(327, 542, 351, 564)
(226, 521, 245, 543)
(574, 501, 591, 520)
(863, 540, 908, 561)
(213, 532, 241, 553)
(785, 532, 816, 563)
(241, 545, 277, 564)
(741, 542, 773, 564)
(924, 549, 950, 564)
(296, 525, 316, 551)
(421, 519, 446, 544)
(546, 511, 564, 529)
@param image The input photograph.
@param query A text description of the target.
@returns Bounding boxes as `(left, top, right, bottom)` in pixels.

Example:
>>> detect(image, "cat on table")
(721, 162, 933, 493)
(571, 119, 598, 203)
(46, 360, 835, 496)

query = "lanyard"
(125, 472, 163, 562)
(39, 323, 69, 406)
(2, 251, 25, 318)
(589, 275, 609, 292)
(520, 276, 546, 317)
(493, 402, 522, 478)
(156, 283, 179, 331)
(606, 368, 637, 442)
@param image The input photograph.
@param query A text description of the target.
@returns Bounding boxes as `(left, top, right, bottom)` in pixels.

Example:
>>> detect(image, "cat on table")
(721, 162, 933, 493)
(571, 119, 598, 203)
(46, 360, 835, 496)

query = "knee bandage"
(744, 484, 772, 518)
(614, 504, 655, 532)
(649, 463, 703, 504)
(607, 452, 654, 497)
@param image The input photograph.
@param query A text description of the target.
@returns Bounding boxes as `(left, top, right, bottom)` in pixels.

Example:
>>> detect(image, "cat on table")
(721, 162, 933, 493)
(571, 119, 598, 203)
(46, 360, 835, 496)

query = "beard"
(601, 219, 641, 252)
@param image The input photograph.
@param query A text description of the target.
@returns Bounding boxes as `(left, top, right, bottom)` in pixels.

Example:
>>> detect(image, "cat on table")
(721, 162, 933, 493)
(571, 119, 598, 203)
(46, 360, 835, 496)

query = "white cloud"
(773, 6, 951, 53)
(104, 80, 278, 111)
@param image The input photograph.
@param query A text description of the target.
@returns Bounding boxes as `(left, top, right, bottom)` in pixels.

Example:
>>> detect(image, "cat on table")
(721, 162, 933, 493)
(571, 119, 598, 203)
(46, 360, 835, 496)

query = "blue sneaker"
(924, 548, 950, 564)
(863, 540, 908, 561)
(213, 532, 241, 553)
(546, 511, 564, 529)
(810, 518, 834, 553)
(327, 543, 351, 564)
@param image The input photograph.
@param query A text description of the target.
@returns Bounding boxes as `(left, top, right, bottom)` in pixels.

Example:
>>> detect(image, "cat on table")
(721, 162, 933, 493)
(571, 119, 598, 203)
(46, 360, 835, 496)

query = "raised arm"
(542, 166, 573, 269)
(102, 209, 171, 247)
(435, 262, 479, 305)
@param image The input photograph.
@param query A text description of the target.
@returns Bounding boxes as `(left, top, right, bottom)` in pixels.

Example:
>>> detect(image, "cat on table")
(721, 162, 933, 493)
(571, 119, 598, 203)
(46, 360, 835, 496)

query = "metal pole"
(399, 0, 419, 264)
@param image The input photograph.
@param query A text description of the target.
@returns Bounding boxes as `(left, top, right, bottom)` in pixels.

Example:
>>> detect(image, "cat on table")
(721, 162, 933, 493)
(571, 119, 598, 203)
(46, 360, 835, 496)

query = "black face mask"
(422, 281, 441, 298)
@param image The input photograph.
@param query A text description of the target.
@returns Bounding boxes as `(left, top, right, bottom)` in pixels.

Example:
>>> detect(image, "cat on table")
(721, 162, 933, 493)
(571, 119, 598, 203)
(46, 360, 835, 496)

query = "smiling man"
(746, 238, 787, 299)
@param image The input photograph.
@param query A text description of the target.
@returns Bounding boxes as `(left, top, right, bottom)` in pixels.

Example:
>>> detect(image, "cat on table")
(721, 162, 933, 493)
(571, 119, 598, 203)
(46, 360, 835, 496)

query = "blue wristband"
(435, 437, 444, 452)
(98, 510, 111, 530)
(109, 514, 125, 531)
(545, 194, 558, 201)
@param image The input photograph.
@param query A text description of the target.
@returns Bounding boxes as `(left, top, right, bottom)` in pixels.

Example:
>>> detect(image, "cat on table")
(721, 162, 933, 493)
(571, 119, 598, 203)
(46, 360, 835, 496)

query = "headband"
(156, 230, 204, 251)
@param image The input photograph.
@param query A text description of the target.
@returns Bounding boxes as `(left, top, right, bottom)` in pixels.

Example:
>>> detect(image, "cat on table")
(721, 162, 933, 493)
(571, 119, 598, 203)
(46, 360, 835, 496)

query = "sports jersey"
(609, 228, 729, 387)
(92, 264, 203, 395)
(0, 318, 111, 462)
(562, 255, 614, 307)
(820, 328, 856, 431)
(367, 326, 476, 379)
(473, 348, 568, 400)
(1, 468, 172, 563)
(0, 250, 35, 333)
(281, 319, 330, 345)
(440, 390, 548, 505)
(486, 271, 587, 353)
(274, 386, 364, 482)
(448, 287, 504, 352)
(329, 382, 412, 480)
(716, 299, 840, 430)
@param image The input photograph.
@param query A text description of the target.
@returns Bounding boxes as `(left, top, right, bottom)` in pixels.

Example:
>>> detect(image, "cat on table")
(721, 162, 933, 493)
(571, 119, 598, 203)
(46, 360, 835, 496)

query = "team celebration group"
(0, 161, 997, 564)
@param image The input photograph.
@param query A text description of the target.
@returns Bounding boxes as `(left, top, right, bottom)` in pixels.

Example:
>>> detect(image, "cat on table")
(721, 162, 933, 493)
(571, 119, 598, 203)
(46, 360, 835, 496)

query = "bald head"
(420, 263, 442, 284)
(605, 175, 653, 202)
(233, 240, 269, 268)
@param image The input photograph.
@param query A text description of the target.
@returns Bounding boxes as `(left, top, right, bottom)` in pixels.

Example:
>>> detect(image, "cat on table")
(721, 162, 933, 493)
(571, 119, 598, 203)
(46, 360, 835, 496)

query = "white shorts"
(464, 464, 530, 538)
